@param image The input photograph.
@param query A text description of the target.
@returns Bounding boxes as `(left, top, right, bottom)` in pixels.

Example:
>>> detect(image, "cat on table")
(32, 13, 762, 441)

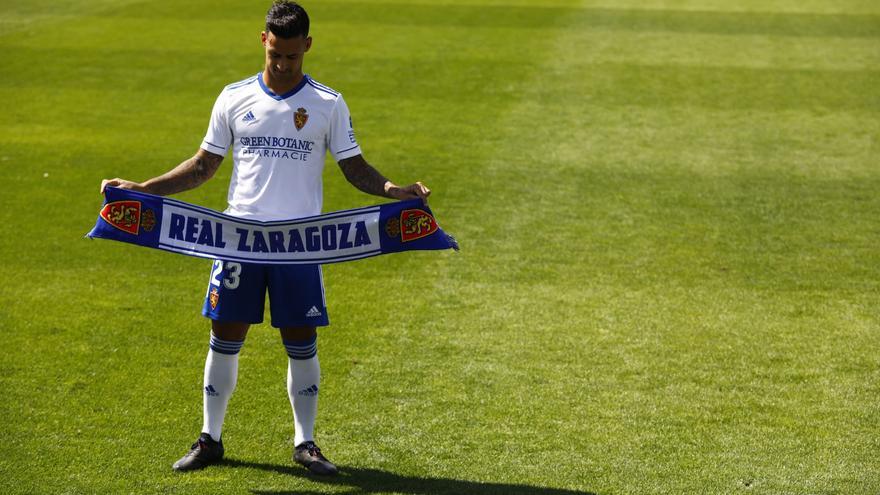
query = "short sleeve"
(200, 90, 232, 157)
(329, 94, 362, 161)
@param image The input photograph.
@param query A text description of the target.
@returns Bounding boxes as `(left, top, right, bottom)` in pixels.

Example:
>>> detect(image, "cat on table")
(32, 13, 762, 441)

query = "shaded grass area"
(1, 0, 879, 494)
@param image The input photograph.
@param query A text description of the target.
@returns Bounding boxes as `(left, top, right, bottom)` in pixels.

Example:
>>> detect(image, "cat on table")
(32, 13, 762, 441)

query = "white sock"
(201, 334, 243, 442)
(284, 337, 320, 446)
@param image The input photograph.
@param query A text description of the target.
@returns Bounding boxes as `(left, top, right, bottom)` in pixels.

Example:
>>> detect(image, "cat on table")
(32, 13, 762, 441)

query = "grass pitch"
(1, 0, 878, 493)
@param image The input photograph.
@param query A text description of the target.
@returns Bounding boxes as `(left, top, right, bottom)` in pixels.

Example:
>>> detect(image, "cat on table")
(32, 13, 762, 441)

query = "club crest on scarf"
(141, 209, 157, 232)
(100, 201, 141, 235)
(385, 217, 400, 238)
(294, 107, 309, 131)
(400, 209, 438, 242)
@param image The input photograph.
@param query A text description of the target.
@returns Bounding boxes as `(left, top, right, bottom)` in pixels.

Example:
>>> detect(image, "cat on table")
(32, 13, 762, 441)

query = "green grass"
(1, 0, 878, 493)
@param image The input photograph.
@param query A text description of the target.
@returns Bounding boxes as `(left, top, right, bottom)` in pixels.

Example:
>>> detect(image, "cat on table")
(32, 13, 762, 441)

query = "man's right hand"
(100, 178, 147, 194)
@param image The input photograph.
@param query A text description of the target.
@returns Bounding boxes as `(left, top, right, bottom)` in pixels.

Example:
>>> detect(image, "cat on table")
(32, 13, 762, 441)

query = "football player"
(101, 0, 430, 474)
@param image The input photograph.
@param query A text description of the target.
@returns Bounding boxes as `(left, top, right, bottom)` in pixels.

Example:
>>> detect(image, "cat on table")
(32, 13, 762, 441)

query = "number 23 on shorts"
(209, 260, 242, 290)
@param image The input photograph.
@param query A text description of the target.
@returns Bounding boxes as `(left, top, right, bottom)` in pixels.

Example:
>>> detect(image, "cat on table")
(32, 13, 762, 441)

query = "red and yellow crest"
(209, 288, 220, 310)
(399, 209, 438, 242)
(294, 107, 309, 131)
(100, 200, 141, 235)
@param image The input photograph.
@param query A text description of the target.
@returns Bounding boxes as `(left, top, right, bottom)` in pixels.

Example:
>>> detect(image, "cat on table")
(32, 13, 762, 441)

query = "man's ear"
(261, 31, 268, 46)
(305, 36, 313, 52)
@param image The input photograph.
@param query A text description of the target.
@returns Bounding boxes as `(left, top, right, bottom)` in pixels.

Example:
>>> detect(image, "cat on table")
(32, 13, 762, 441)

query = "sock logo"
(297, 384, 318, 397)
(205, 385, 219, 397)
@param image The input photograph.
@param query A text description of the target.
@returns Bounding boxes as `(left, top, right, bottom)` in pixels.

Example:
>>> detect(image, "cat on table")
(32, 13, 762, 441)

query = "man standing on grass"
(100, 0, 429, 475)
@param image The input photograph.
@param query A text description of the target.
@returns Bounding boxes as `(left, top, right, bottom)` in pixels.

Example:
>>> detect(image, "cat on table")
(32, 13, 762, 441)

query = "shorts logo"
(294, 107, 308, 131)
(141, 209, 156, 232)
(400, 209, 438, 242)
(100, 200, 141, 235)
(209, 287, 220, 309)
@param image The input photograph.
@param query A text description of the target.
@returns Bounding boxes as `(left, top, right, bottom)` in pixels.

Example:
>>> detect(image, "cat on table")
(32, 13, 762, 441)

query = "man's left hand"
(386, 181, 431, 203)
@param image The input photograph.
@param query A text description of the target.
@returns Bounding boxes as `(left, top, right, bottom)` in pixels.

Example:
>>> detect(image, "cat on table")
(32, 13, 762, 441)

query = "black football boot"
(293, 441, 338, 475)
(172, 433, 224, 472)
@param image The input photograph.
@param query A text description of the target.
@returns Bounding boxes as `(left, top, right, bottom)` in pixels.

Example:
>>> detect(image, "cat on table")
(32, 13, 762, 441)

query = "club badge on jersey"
(294, 107, 308, 131)
(87, 187, 459, 265)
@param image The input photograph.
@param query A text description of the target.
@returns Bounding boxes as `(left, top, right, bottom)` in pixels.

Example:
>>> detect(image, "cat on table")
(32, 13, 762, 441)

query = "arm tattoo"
(338, 155, 391, 198)
(145, 150, 223, 196)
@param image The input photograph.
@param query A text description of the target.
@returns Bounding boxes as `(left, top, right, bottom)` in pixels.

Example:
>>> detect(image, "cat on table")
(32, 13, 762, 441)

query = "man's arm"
(100, 148, 224, 196)
(338, 154, 430, 202)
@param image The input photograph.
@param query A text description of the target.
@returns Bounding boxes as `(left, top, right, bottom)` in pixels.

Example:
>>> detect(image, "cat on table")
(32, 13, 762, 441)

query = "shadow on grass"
(223, 459, 596, 495)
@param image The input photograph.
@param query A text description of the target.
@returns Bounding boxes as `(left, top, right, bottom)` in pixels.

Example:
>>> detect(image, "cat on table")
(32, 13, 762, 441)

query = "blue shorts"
(201, 260, 329, 328)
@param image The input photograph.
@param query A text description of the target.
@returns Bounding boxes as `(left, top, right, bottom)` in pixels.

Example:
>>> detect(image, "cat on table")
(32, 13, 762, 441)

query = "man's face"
(262, 31, 312, 84)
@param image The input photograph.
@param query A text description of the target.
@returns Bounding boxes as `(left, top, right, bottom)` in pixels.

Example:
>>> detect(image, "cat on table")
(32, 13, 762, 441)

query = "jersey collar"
(258, 72, 309, 101)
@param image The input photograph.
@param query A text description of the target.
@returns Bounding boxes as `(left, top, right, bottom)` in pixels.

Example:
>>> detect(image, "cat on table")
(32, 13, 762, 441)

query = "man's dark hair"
(266, 1, 309, 38)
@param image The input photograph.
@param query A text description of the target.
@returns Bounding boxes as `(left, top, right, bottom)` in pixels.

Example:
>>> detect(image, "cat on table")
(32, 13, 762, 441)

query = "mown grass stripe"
(85, 2, 880, 39)
(314, 3, 880, 38)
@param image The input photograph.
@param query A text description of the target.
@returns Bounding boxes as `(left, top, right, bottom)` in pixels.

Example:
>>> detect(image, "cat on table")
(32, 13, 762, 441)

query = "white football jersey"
(201, 73, 362, 221)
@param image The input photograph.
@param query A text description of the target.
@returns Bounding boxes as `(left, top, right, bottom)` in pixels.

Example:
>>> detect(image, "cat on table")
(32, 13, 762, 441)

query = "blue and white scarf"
(88, 187, 458, 264)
